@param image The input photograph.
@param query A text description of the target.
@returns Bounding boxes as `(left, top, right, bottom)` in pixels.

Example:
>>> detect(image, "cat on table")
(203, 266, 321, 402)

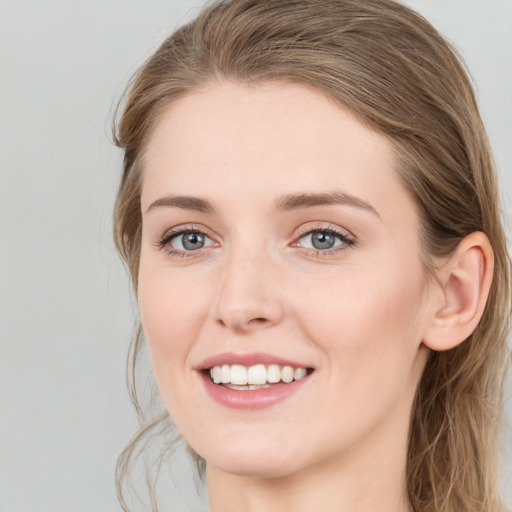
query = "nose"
(214, 245, 284, 334)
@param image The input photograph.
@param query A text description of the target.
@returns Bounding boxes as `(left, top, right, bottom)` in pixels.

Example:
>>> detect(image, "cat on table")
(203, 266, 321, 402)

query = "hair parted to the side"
(113, 0, 512, 510)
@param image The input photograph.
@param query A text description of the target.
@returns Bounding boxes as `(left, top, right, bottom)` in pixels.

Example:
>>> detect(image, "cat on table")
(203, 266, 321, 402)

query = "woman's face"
(138, 81, 434, 479)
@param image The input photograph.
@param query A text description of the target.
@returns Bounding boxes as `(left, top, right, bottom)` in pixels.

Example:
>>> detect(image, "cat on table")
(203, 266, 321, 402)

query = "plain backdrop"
(0, 1, 511, 511)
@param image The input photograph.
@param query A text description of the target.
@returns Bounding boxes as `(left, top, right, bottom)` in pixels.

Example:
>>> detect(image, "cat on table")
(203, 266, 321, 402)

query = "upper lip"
(198, 352, 313, 371)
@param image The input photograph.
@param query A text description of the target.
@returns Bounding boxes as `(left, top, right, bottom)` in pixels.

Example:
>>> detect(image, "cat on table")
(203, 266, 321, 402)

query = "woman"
(113, 0, 511, 510)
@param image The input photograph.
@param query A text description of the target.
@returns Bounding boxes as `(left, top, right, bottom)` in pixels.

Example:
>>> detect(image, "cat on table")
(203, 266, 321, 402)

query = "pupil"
(312, 231, 335, 250)
(183, 232, 204, 250)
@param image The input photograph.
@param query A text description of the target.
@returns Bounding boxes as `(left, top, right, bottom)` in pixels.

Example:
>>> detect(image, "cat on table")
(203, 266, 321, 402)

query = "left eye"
(297, 229, 350, 250)
(170, 231, 213, 251)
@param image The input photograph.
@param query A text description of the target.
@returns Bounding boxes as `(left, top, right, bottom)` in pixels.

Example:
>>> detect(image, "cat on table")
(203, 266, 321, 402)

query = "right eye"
(160, 230, 216, 253)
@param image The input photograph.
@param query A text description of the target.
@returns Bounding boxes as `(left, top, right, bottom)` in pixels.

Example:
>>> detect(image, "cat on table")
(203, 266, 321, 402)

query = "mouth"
(198, 353, 315, 409)
(205, 363, 314, 391)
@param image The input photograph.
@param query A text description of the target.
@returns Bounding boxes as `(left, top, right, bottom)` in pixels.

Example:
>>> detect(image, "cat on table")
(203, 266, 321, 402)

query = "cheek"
(300, 257, 427, 382)
(136, 264, 214, 430)
(137, 260, 208, 377)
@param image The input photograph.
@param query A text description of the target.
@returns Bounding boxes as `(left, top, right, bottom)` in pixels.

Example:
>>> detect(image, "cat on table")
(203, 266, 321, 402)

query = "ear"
(422, 232, 494, 351)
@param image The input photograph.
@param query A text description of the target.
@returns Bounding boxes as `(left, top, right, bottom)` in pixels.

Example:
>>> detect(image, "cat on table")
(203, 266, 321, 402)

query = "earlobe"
(423, 232, 494, 351)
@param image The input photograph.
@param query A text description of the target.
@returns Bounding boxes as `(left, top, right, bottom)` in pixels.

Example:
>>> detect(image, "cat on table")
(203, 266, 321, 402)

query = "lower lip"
(200, 372, 311, 410)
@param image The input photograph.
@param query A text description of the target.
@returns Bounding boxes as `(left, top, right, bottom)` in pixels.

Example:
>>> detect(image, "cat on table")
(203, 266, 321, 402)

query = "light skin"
(137, 81, 494, 512)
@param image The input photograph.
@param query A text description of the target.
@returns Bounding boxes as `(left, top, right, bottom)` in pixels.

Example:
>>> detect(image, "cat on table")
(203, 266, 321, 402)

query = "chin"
(195, 433, 307, 479)
(209, 456, 303, 479)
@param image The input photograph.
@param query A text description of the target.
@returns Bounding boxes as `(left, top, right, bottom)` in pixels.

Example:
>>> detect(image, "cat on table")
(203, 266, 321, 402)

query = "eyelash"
(156, 224, 355, 258)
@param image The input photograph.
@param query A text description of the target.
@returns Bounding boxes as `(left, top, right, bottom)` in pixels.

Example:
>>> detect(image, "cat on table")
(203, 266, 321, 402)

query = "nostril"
(248, 318, 268, 325)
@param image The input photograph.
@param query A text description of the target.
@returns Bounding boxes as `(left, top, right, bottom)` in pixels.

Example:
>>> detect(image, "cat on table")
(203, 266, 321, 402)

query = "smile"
(199, 355, 314, 409)
(209, 363, 310, 389)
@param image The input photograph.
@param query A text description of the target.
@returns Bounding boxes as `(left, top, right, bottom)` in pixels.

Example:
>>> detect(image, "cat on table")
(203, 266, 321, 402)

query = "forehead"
(141, 81, 409, 220)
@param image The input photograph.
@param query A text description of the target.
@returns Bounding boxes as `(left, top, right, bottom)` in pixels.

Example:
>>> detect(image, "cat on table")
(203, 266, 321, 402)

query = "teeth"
(224, 383, 271, 391)
(211, 365, 222, 384)
(294, 367, 307, 380)
(209, 363, 310, 386)
(267, 364, 281, 383)
(281, 366, 294, 383)
(230, 364, 247, 385)
(247, 364, 267, 385)
(221, 364, 230, 384)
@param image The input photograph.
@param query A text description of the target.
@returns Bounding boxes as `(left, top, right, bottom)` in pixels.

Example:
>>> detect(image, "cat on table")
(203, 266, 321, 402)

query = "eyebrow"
(145, 190, 379, 217)
(146, 195, 214, 214)
(275, 191, 380, 217)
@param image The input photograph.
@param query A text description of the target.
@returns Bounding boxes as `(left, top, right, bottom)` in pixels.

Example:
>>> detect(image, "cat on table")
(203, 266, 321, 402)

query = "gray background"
(0, 1, 511, 511)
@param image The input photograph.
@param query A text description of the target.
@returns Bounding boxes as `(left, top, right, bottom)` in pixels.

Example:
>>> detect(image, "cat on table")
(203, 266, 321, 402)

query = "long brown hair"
(113, 1, 512, 510)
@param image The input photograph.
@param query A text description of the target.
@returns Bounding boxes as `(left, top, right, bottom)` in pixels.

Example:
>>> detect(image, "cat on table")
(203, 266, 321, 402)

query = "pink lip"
(199, 372, 311, 410)
(198, 352, 311, 370)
